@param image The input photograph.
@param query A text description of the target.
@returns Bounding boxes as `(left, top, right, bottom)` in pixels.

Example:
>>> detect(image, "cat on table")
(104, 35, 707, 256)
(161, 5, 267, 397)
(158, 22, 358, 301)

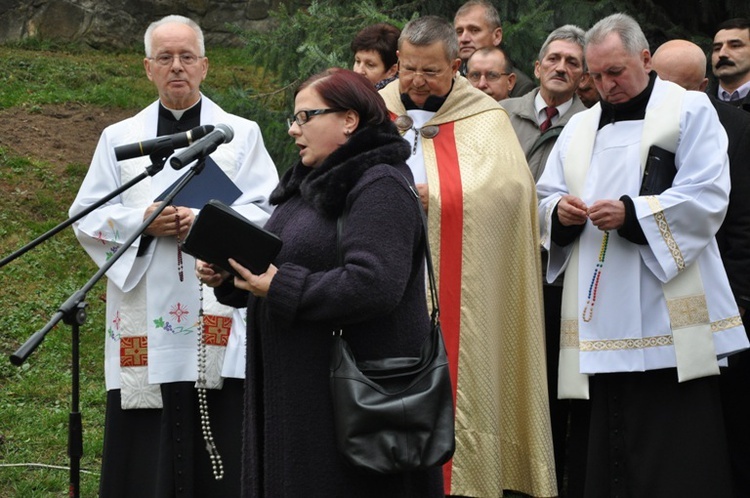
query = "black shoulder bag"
(329, 175, 456, 474)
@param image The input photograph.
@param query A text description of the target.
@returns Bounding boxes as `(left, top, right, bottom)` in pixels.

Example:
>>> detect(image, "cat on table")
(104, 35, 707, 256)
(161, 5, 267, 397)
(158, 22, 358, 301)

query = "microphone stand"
(8, 145, 209, 498)
(0, 142, 178, 270)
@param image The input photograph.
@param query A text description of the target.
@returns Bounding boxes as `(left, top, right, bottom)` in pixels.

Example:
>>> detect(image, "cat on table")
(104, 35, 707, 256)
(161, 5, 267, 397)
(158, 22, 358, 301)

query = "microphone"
(170, 124, 234, 170)
(114, 125, 215, 161)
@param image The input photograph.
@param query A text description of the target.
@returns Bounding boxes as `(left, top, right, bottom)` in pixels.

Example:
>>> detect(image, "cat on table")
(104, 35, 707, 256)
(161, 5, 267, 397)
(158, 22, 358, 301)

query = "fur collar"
(270, 120, 410, 217)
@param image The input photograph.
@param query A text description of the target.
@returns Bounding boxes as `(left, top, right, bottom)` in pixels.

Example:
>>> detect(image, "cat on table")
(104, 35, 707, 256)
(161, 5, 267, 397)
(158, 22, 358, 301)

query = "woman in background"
(351, 22, 400, 89)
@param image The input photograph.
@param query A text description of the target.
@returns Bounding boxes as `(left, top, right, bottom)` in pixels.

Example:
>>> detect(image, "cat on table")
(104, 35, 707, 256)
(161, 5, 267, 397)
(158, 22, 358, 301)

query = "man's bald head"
(651, 39, 709, 91)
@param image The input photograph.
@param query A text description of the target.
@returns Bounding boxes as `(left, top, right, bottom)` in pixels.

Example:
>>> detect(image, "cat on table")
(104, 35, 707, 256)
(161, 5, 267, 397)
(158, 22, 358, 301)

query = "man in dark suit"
(653, 38, 750, 498)
(709, 18, 750, 112)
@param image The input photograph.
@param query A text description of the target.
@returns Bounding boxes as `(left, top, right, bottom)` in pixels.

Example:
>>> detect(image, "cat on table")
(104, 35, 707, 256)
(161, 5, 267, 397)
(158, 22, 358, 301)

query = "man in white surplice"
(68, 15, 278, 497)
(537, 13, 748, 497)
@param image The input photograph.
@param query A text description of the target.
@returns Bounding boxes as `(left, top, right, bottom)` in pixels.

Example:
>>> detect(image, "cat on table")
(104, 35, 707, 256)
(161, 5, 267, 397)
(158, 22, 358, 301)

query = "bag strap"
(336, 170, 440, 323)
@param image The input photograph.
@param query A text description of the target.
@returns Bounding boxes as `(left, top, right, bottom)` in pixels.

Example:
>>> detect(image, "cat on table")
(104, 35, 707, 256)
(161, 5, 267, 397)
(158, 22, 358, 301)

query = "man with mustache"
(653, 38, 750, 498)
(499, 25, 588, 497)
(711, 18, 750, 112)
(500, 25, 587, 181)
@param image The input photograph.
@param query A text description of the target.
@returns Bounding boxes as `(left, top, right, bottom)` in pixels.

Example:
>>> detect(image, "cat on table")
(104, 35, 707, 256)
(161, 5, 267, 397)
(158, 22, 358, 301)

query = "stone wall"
(0, 0, 284, 49)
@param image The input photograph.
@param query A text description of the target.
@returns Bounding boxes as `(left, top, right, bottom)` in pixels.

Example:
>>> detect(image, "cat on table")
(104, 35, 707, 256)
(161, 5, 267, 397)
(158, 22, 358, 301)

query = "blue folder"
(155, 156, 242, 209)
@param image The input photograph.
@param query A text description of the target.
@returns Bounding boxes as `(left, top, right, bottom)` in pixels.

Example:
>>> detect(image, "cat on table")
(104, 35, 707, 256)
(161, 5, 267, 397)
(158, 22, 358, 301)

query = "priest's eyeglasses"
(287, 108, 343, 128)
(149, 53, 202, 66)
(399, 64, 451, 81)
(467, 71, 510, 83)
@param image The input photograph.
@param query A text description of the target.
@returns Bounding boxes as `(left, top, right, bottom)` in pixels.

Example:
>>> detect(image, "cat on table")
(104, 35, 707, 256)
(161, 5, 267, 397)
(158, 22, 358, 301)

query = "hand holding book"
(182, 199, 282, 279)
(195, 261, 230, 287)
(226, 259, 277, 298)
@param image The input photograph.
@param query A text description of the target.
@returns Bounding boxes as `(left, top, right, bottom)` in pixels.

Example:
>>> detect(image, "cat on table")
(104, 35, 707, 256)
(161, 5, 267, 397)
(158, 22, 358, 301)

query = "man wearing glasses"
(380, 15, 557, 498)
(69, 14, 278, 497)
(465, 46, 517, 101)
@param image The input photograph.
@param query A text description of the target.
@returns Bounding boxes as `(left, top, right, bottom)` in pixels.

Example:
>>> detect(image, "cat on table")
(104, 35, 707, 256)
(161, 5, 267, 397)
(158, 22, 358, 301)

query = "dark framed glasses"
(287, 108, 343, 128)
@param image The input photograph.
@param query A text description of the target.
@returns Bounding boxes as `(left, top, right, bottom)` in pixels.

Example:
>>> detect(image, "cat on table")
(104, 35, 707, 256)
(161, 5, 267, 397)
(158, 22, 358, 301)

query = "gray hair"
(144, 15, 205, 57)
(454, 0, 502, 30)
(585, 13, 648, 55)
(538, 24, 585, 61)
(399, 16, 459, 62)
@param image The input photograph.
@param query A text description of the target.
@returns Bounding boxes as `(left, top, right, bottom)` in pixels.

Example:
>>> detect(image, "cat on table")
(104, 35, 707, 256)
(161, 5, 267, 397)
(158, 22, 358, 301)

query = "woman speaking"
(199, 68, 443, 497)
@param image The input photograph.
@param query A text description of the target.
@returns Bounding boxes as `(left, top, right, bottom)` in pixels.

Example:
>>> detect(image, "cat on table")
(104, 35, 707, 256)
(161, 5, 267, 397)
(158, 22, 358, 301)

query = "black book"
(182, 199, 282, 277)
(640, 145, 677, 196)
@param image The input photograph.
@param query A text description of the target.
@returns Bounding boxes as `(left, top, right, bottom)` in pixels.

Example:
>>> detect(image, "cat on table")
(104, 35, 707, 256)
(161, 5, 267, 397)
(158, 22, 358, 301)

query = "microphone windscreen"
(215, 124, 235, 143)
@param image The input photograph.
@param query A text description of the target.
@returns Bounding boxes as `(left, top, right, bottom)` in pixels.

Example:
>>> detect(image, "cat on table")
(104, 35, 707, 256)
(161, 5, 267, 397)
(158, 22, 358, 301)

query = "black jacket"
(712, 96, 750, 316)
(217, 121, 444, 497)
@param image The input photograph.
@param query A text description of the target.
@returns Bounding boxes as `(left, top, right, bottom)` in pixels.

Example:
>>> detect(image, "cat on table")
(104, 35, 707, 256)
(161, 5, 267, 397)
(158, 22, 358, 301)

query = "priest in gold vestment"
(381, 15, 557, 497)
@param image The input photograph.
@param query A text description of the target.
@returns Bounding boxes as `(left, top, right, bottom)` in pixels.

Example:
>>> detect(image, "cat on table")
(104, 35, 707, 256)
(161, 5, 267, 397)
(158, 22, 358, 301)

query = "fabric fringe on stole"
(558, 82, 718, 399)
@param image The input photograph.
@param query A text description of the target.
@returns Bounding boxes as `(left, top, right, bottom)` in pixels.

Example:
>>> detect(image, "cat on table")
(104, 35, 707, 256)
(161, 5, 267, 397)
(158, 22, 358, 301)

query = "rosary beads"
(197, 283, 225, 480)
(175, 208, 184, 282)
(582, 231, 610, 323)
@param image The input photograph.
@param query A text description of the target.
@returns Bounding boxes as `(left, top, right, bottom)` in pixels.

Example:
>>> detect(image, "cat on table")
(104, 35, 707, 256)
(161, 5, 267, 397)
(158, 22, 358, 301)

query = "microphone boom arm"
(10, 154, 208, 364)
(0, 145, 174, 269)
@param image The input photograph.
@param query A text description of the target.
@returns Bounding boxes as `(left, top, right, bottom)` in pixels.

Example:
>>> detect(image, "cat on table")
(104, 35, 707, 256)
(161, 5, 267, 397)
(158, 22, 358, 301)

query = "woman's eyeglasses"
(287, 108, 343, 128)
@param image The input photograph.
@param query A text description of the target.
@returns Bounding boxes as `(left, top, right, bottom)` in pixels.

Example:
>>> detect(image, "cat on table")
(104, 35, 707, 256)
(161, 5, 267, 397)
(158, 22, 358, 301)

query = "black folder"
(639, 145, 677, 196)
(182, 200, 282, 277)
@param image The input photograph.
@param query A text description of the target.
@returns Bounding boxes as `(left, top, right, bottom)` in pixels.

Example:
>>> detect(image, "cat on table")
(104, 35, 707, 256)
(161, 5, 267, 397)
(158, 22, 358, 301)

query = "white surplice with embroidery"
(537, 77, 748, 378)
(69, 95, 277, 408)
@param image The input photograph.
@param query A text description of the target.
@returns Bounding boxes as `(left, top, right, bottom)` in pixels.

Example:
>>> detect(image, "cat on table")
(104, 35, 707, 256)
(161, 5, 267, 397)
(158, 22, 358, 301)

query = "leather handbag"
(329, 175, 455, 473)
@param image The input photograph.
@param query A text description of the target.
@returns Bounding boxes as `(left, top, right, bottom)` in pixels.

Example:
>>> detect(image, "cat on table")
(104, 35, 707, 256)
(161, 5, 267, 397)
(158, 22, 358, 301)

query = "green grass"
(0, 40, 281, 497)
(0, 39, 275, 111)
(0, 147, 107, 496)
(0, 38, 535, 498)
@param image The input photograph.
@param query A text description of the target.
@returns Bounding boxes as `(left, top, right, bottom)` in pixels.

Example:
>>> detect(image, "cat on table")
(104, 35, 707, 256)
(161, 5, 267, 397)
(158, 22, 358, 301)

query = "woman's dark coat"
(216, 121, 444, 497)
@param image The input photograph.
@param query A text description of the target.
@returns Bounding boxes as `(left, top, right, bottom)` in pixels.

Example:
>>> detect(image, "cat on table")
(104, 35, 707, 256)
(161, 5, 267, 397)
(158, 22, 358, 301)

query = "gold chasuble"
(381, 77, 557, 497)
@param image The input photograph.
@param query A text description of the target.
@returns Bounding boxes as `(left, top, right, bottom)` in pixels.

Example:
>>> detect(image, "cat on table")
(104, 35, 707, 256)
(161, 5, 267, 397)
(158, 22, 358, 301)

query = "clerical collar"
(598, 71, 656, 129)
(158, 99, 202, 136)
(400, 80, 455, 112)
(159, 98, 202, 122)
